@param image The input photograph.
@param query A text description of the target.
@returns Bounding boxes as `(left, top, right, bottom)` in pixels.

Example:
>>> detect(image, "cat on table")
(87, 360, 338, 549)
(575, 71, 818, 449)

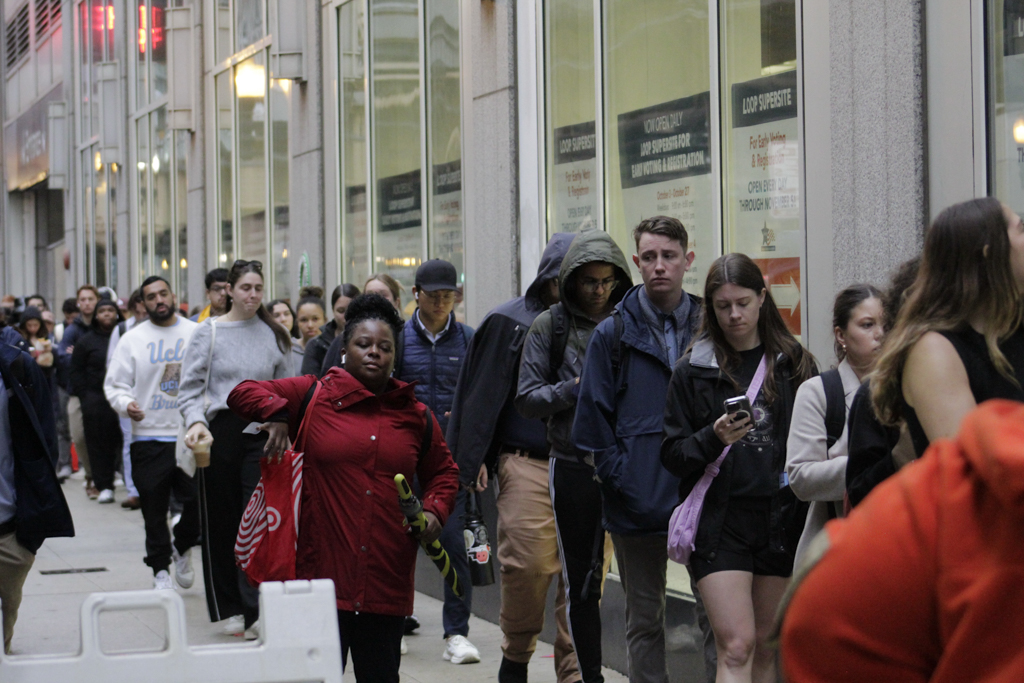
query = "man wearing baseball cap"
(393, 259, 479, 665)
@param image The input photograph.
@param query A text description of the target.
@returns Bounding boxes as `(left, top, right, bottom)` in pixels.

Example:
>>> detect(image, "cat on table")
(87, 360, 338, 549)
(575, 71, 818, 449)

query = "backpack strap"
(547, 303, 570, 382)
(609, 309, 625, 375)
(820, 368, 846, 521)
(820, 369, 846, 450)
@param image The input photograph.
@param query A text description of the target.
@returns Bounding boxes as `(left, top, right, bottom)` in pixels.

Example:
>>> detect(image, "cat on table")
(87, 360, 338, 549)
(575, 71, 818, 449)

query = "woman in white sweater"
(786, 284, 884, 566)
(178, 260, 292, 637)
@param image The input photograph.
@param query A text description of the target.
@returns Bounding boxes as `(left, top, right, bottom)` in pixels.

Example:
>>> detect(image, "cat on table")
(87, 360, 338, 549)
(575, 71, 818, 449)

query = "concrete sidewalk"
(11, 472, 627, 682)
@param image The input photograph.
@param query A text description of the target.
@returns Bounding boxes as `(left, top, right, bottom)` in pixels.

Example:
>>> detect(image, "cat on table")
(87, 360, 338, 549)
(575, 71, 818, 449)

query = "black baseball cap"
(415, 259, 458, 292)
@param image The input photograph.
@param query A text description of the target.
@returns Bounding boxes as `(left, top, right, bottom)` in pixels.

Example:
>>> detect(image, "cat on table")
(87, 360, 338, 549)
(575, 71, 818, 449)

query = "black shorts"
(690, 500, 793, 582)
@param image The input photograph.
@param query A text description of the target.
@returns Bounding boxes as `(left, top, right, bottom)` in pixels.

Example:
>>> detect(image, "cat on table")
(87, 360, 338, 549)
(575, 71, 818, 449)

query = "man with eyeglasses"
(514, 230, 633, 683)
(393, 258, 479, 665)
(190, 268, 230, 323)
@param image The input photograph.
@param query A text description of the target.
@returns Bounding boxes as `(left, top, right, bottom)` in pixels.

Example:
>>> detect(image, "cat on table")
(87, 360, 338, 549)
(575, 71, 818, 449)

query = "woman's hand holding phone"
(714, 410, 752, 446)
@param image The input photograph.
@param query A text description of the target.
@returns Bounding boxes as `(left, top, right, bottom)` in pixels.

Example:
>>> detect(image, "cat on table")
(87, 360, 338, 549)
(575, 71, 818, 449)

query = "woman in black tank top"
(873, 197, 1024, 454)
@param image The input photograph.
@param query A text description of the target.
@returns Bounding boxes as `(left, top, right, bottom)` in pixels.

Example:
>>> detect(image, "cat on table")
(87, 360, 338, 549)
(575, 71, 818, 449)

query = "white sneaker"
(244, 620, 260, 641)
(113, 475, 124, 487)
(172, 547, 194, 589)
(400, 636, 408, 655)
(97, 489, 115, 504)
(443, 635, 480, 664)
(153, 570, 174, 590)
(220, 615, 245, 635)
(56, 465, 72, 482)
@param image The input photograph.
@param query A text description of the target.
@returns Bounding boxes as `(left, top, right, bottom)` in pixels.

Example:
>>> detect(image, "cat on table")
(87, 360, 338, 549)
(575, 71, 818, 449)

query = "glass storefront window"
(236, 0, 264, 53)
(334, 0, 464, 293)
(216, 70, 235, 266)
(151, 0, 168, 101)
(545, 0, 596, 237)
(137, 119, 150, 281)
(603, 0, 713, 292)
(236, 53, 268, 264)
(339, 0, 370, 286)
(426, 0, 463, 282)
(270, 78, 291, 300)
(988, 0, 1024, 219)
(175, 131, 189, 297)
(135, 0, 148, 108)
(152, 107, 173, 281)
(720, 0, 801, 335)
(94, 152, 108, 287)
(371, 0, 423, 300)
(215, 0, 232, 63)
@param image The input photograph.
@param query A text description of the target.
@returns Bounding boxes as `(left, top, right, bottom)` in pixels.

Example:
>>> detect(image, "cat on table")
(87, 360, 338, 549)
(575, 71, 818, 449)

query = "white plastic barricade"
(0, 579, 342, 683)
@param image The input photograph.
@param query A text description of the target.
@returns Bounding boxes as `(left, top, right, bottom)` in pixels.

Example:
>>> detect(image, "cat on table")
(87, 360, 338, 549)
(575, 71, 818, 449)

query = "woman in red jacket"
(228, 294, 459, 683)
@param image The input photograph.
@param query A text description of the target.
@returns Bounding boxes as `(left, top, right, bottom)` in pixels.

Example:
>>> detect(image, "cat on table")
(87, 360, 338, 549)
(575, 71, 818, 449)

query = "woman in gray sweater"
(179, 260, 292, 637)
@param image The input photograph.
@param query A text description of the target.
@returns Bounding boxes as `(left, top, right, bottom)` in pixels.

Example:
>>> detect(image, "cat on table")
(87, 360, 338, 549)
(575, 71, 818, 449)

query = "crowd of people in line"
(1, 196, 1023, 682)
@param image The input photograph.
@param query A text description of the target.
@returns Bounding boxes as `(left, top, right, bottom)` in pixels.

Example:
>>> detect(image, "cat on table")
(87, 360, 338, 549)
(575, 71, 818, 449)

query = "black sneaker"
(498, 656, 529, 683)
(404, 614, 420, 634)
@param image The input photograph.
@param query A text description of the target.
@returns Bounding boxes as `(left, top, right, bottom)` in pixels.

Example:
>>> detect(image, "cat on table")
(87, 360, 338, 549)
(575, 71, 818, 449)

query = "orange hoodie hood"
(956, 399, 1024, 511)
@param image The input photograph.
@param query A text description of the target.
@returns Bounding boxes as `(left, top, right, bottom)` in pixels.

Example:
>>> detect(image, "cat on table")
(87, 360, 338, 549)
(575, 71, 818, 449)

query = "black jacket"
(446, 233, 575, 488)
(660, 339, 812, 562)
(69, 328, 114, 407)
(302, 319, 339, 377)
(0, 344, 74, 552)
(845, 380, 901, 507)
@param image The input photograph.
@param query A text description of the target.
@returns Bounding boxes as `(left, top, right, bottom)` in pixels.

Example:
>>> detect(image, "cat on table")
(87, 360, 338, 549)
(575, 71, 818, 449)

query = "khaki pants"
(0, 531, 35, 654)
(496, 452, 579, 683)
(67, 395, 91, 479)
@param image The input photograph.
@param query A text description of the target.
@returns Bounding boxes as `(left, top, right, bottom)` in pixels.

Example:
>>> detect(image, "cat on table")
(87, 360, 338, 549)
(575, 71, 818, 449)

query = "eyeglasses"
(579, 277, 619, 293)
(232, 259, 263, 271)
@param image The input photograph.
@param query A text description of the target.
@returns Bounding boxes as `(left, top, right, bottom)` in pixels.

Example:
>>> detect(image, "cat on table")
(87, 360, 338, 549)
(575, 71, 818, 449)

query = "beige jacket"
(786, 359, 860, 565)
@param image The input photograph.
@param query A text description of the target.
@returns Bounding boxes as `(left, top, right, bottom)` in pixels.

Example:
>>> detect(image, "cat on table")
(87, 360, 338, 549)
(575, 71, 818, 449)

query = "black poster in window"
(1006, 0, 1024, 57)
(731, 70, 798, 129)
(553, 121, 596, 165)
(616, 92, 711, 190)
(377, 169, 422, 232)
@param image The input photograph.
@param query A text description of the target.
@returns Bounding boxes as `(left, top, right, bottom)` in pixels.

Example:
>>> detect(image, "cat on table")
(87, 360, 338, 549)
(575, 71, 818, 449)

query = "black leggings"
(550, 457, 606, 683)
(82, 402, 122, 491)
(337, 610, 405, 683)
(198, 411, 264, 626)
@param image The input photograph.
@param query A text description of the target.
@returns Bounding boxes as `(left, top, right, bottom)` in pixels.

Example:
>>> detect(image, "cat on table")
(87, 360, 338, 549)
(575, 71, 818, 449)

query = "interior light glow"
(1014, 119, 1024, 144)
(235, 62, 267, 98)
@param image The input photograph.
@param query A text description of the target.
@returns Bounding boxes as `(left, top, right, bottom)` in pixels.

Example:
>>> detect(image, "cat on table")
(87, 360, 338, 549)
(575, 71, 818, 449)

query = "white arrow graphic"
(771, 277, 800, 314)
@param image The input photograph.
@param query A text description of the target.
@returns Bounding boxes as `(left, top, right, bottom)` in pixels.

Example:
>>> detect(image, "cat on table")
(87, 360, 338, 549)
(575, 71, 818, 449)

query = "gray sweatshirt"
(178, 316, 293, 429)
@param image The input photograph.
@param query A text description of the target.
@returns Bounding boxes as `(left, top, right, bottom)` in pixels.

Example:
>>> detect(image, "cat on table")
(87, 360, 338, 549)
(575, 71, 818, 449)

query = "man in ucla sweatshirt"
(104, 276, 200, 591)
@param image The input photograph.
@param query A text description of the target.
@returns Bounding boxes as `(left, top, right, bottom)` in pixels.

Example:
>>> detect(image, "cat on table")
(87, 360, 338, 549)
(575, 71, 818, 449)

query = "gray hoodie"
(515, 230, 634, 461)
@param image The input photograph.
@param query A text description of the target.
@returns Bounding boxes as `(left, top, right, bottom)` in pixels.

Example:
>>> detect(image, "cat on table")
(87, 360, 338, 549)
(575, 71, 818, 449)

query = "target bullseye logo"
(266, 506, 281, 532)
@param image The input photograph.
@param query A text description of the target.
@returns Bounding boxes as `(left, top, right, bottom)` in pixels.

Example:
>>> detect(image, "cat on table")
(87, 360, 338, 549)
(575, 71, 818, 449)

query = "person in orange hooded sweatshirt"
(780, 398, 1024, 682)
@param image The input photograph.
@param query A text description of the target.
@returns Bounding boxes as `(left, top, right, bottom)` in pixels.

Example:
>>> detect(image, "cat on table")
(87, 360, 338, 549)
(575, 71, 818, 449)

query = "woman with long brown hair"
(871, 197, 1024, 456)
(179, 259, 293, 638)
(661, 253, 816, 683)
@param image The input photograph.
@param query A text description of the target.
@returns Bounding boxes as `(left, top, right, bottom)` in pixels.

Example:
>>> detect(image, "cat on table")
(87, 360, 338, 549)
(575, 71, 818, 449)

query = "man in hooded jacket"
(515, 230, 632, 683)
(446, 233, 576, 683)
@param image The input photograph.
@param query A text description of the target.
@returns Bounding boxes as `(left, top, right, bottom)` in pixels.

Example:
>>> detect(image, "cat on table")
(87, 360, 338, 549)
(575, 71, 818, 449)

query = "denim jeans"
(440, 487, 472, 638)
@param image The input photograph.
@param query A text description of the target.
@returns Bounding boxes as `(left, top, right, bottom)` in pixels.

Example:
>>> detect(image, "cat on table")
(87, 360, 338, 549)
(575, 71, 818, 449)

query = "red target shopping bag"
(235, 381, 322, 586)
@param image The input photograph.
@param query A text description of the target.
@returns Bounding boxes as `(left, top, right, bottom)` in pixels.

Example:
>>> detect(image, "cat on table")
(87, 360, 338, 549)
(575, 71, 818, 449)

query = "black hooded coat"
(445, 234, 574, 488)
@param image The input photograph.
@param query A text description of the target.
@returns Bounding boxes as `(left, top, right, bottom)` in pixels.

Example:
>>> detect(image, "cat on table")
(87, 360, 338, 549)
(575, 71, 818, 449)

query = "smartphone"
(723, 396, 752, 423)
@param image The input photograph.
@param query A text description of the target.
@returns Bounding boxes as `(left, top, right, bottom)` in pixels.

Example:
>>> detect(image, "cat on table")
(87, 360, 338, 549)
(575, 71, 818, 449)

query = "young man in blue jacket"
(0, 340, 74, 653)
(394, 259, 478, 665)
(572, 216, 704, 683)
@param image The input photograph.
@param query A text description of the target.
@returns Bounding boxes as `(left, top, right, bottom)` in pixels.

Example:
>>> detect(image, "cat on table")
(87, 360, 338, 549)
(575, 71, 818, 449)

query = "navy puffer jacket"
(394, 313, 473, 438)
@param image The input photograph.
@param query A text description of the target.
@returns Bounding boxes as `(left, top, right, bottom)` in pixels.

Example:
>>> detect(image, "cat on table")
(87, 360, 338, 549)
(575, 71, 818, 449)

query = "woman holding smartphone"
(661, 253, 816, 683)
